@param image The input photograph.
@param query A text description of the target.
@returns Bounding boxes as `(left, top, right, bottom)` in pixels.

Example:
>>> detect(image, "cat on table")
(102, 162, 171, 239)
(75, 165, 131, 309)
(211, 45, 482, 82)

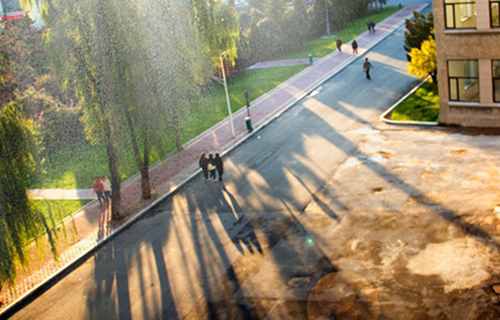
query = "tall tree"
(407, 37, 437, 84)
(42, 0, 123, 219)
(115, 0, 201, 199)
(0, 16, 44, 106)
(249, 0, 265, 11)
(191, 0, 240, 74)
(311, 0, 328, 36)
(24, 0, 202, 201)
(404, 11, 434, 61)
(264, 0, 286, 22)
(0, 103, 55, 286)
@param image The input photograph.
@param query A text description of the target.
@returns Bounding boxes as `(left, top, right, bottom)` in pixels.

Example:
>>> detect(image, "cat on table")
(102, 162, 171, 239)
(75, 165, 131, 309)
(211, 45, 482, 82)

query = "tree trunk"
(430, 71, 438, 84)
(98, 0, 121, 220)
(124, 107, 152, 199)
(141, 132, 151, 199)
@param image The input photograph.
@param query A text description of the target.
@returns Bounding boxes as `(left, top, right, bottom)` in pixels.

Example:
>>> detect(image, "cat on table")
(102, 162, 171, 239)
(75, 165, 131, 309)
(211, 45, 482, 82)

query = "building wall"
(435, 0, 500, 127)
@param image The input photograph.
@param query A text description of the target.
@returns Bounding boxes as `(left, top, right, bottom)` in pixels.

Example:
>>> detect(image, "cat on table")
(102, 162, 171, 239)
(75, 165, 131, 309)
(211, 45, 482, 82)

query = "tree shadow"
(86, 209, 179, 319)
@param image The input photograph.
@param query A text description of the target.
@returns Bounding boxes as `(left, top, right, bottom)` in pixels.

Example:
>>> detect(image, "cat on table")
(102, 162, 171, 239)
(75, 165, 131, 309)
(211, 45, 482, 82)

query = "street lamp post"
(325, 0, 331, 36)
(220, 54, 236, 137)
(244, 90, 250, 117)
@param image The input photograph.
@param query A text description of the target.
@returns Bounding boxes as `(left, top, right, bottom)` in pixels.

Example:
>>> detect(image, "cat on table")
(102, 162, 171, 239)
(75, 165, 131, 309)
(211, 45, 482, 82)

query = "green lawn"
(277, 6, 400, 60)
(34, 65, 308, 189)
(31, 199, 92, 222)
(34, 6, 403, 190)
(391, 82, 439, 122)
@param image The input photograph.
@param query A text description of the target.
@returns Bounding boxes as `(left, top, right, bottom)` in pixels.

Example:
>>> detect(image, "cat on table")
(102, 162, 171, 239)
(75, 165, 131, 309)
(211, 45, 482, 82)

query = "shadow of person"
(210, 183, 263, 254)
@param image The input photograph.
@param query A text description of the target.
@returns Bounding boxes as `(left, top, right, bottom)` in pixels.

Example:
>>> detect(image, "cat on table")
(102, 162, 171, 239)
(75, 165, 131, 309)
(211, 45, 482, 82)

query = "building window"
(493, 61, 500, 102)
(445, 0, 476, 29)
(492, 1, 500, 27)
(448, 60, 479, 102)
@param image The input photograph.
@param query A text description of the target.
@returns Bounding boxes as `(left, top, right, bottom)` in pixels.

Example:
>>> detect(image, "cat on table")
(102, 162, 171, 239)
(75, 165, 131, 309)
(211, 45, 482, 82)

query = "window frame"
(492, 60, 500, 102)
(448, 60, 479, 102)
(491, 0, 500, 28)
(445, 0, 477, 29)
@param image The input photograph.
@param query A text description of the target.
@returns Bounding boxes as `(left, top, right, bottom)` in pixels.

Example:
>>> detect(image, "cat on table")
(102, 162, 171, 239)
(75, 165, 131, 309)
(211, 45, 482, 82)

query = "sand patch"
(407, 237, 492, 292)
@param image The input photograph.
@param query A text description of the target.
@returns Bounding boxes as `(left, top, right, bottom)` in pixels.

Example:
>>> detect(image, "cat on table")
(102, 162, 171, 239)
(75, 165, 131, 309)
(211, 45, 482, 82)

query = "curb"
(0, 3, 430, 317)
(379, 77, 439, 126)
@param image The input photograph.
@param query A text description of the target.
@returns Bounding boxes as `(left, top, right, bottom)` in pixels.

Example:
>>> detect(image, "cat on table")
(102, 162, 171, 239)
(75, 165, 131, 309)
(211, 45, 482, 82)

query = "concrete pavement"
(1, 3, 429, 317)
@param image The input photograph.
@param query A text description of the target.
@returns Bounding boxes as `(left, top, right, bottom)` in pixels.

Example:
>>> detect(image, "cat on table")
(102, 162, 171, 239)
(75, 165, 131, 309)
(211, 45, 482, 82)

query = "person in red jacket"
(93, 176, 105, 206)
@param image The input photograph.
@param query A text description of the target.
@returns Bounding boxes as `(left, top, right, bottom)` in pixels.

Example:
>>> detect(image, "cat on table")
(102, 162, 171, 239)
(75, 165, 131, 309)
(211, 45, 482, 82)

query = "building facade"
(434, 0, 500, 126)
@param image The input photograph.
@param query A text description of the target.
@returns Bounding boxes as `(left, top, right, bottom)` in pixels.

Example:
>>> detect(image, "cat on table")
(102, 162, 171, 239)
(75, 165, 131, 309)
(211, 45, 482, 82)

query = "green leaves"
(0, 103, 52, 286)
(407, 37, 437, 83)
(404, 11, 434, 61)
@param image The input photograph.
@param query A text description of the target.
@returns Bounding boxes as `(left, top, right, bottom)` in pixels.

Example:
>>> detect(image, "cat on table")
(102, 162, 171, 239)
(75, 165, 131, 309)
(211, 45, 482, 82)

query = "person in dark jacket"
(363, 57, 374, 80)
(199, 153, 209, 181)
(336, 38, 342, 52)
(351, 39, 358, 55)
(208, 153, 217, 180)
(214, 153, 224, 181)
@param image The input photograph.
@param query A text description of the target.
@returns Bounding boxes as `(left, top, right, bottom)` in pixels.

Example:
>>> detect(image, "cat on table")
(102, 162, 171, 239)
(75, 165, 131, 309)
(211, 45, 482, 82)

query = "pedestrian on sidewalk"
(199, 152, 209, 181)
(352, 39, 358, 55)
(370, 21, 376, 32)
(101, 175, 111, 204)
(336, 38, 342, 52)
(214, 153, 224, 181)
(207, 154, 217, 181)
(93, 176, 105, 206)
(363, 57, 374, 80)
(367, 21, 372, 33)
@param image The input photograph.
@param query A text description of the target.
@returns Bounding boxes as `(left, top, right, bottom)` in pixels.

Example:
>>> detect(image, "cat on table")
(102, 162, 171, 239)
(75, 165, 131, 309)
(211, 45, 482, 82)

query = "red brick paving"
(0, 2, 427, 313)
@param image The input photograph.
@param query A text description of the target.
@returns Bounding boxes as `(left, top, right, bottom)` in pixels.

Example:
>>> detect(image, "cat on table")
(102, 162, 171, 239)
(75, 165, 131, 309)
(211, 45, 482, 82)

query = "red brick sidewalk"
(0, 2, 428, 314)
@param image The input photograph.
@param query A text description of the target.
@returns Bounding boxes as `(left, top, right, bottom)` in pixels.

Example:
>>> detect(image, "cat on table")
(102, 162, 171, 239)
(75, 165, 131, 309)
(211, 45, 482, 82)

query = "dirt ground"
(185, 125, 500, 319)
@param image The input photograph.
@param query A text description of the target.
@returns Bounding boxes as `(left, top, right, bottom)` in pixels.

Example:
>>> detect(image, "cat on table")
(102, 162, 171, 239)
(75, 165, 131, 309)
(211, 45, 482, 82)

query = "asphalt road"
(11, 24, 422, 320)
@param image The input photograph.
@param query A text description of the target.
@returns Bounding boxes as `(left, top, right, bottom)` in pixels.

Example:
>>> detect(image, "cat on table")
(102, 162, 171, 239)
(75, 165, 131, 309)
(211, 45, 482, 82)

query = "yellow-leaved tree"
(407, 37, 437, 84)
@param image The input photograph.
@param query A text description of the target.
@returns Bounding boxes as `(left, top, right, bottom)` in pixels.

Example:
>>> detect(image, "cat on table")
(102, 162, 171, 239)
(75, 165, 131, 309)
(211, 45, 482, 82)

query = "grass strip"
(390, 82, 439, 122)
(31, 199, 92, 224)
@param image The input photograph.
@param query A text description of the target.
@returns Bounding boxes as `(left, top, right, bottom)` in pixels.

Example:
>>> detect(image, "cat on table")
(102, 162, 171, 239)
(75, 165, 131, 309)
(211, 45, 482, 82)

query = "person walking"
(101, 176, 111, 204)
(207, 153, 217, 181)
(199, 153, 209, 181)
(93, 176, 105, 206)
(214, 153, 224, 181)
(336, 38, 342, 52)
(367, 21, 372, 33)
(370, 21, 376, 32)
(363, 57, 374, 80)
(352, 39, 358, 55)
